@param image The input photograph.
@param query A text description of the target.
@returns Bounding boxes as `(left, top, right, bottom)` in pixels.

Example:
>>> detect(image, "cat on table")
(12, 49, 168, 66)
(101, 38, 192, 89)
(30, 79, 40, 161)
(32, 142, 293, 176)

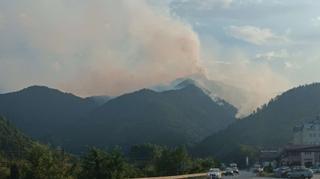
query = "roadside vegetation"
(0, 144, 218, 179)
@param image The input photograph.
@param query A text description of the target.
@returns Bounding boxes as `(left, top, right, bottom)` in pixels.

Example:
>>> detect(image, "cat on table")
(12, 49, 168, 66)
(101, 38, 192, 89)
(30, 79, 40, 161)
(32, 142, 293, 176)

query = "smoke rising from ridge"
(0, 0, 290, 115)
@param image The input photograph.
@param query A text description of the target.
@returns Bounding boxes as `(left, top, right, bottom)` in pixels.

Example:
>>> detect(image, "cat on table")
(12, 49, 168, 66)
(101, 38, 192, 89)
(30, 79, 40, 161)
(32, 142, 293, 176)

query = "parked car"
(311, 166, 320, 174)
(252, 164, 264, 173)
(274, 166, 291, 178)
(207, 168, 222, 179)
(223, 167, 234, 176)
(287, 167, 313, 179)
(232, 167, 240, 175)
(230, 163, 238, 168)
(229, 163, 239, 175)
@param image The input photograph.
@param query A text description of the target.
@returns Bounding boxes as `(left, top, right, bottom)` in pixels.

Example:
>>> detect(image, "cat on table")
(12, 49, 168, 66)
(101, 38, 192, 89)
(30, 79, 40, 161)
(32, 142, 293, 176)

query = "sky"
(0, 0, 320, 113)
(169, 0, 320, 86)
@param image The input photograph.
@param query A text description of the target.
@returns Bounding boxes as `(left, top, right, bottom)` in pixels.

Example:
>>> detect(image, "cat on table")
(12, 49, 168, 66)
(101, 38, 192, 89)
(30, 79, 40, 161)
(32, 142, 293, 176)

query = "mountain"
(0, 83, 237, 153)
(65, 83, 237, 152)
(0, 86, 99, 143)
(0, 116, 34, 158)
(85, 95, 111, 106)
(194, 83, 320, 161)
(152, 75, 260, 117)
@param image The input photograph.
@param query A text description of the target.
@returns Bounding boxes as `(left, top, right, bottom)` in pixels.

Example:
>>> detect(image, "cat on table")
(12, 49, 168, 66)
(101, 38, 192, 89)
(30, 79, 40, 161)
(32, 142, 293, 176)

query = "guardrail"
(131, 173, 207, 179)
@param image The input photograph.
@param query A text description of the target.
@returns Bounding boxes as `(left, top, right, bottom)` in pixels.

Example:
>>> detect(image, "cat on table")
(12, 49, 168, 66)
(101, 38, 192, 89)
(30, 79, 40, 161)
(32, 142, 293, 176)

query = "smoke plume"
(0, 0, 290, 116)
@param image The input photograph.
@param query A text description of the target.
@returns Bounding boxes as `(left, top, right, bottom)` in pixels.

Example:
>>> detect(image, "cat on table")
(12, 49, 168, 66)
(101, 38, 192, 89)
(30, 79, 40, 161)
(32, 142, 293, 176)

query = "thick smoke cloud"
(202, 58, 290, 117)
(0, 0, 203, 96)
(0, 0, 290, 115)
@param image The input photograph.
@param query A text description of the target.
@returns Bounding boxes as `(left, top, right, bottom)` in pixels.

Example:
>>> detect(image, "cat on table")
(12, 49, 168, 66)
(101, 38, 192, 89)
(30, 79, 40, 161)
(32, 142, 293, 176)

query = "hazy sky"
(0, 0, 319, 100)
(170, 0, 320, 85)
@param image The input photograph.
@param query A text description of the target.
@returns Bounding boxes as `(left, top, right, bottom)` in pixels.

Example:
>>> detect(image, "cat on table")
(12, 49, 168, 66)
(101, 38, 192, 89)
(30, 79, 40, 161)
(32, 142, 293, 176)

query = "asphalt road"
(222, 171, 320, 179)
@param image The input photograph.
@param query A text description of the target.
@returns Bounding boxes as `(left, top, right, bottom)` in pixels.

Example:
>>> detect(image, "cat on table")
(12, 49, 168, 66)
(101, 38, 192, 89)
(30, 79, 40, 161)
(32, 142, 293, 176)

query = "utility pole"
(246, 156, 249, 171)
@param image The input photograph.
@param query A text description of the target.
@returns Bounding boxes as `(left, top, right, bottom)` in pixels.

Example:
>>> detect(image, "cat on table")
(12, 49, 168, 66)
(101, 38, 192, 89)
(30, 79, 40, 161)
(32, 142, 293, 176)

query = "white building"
(293, 116, 320, 145)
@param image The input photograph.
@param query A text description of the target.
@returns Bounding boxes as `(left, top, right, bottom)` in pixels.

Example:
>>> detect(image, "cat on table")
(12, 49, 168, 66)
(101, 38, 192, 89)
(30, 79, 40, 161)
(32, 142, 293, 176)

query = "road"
(132, 171, 320, 179)
(222, 171, 320, 179)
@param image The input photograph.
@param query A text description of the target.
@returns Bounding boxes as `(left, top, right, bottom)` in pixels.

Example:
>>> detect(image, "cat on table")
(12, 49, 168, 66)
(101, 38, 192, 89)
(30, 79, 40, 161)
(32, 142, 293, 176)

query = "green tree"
(155, 146, 191, 176)
(79, 147, 133, 179)
(189, 158, 217, 173)
(21, 144, 73, 179)
(105, 148, 128, 179)
(9, 163, 20, 179)
(79, 148, 109, 179)
(129, 144, 163, 176)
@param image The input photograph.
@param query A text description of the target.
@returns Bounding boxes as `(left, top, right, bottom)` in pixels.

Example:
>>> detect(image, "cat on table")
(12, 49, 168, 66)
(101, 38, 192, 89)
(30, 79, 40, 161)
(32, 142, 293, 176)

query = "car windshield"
(210, 168, 220, 172)
(230, 163, 237, 167)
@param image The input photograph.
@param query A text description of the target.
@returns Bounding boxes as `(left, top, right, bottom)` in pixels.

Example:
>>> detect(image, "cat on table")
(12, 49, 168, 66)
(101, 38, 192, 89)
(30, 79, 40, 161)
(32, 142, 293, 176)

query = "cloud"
(228, 25, 287, 45)
(284, 61, 300, 69)
(171, 0, 234, 10)
(200, 0, 233, 8)
(0, 0, 292, 116)
(0, 0, 204, 96)
(202, 50, 290, 116)
(255, 49, 289, 61)
(254, 49, 302, 70)
(311, 16, 320, 27)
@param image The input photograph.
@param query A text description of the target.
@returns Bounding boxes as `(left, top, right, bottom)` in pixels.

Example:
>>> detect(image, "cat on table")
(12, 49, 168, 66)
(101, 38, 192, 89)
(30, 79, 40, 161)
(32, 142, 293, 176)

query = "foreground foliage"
(0, 144, 217, 179)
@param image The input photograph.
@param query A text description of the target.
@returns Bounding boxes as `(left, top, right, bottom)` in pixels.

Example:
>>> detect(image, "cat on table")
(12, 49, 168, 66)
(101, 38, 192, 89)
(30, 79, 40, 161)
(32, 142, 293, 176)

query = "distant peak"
(175, 79, 198, 89)
(16, 85, 80, 98)
(20, 85, 60, 93)
(136, 88, 156, 94)
(24, 85, 51, 90)
(180, 78, 197, 84)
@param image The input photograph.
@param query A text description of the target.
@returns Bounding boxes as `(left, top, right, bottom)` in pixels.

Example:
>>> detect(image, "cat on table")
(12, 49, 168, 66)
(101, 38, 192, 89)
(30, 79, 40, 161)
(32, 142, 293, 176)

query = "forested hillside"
(0, 83, 237, 152)
(194, 83, 320, 162)
(66, 84, 237, 151)
(0, 116, 33, 158)
(0, 86, 99, 144)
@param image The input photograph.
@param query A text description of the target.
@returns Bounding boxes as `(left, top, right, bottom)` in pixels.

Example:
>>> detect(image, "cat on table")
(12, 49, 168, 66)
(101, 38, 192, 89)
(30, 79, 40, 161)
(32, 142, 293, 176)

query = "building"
(280, 145, 320, 167)
(293, 116, 320, 145)
(259, 149, 279, 167)
(278, 116, 320, 167)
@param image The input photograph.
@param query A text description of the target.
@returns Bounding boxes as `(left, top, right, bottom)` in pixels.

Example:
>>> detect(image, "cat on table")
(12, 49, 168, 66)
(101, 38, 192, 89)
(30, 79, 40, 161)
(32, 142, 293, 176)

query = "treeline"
(0, 143, 218, 179)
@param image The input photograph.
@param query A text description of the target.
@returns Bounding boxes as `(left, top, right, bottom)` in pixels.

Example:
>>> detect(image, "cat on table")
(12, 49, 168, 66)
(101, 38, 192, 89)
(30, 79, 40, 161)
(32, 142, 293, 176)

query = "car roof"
(210, 168, 220, 171)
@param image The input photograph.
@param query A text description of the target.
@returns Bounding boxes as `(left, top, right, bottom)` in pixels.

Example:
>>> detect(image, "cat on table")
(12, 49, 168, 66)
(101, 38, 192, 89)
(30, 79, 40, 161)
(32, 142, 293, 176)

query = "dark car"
(232, 167, 239, 175)
(274, 166, 291, 178)
(223, 168, 234, 176)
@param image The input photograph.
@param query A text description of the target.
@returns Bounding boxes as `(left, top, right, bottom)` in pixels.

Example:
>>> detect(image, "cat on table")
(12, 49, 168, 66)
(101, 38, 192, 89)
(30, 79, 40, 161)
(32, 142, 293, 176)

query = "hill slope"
(0, 116, 34, 158)
(0, 86, 99, 143)
(66, 84, 237, 151)
(0, 84, 237, 153)
(152, 75, 262, 117)
(194, 83, 320, 160)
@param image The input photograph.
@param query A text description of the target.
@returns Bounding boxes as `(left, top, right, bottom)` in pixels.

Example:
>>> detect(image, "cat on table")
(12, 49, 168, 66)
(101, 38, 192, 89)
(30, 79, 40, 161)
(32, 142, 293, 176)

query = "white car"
(208, 168, 222, 179)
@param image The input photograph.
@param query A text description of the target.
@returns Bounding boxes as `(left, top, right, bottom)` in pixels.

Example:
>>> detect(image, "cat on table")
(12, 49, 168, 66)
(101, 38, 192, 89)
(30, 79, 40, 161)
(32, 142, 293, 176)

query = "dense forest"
(0, 144, 218, 179)
(0, 83, 236, 152)
(0, 115, 218, 179)
(2, 82, 320, 177)
(194, 83, 320, 162)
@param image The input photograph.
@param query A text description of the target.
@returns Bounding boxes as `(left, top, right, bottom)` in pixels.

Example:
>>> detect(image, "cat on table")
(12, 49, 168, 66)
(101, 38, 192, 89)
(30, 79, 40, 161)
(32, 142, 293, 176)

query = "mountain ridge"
(0, 82, 237, 153)
(193, 83, 320, 161)
(63, 83, 237, 152)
